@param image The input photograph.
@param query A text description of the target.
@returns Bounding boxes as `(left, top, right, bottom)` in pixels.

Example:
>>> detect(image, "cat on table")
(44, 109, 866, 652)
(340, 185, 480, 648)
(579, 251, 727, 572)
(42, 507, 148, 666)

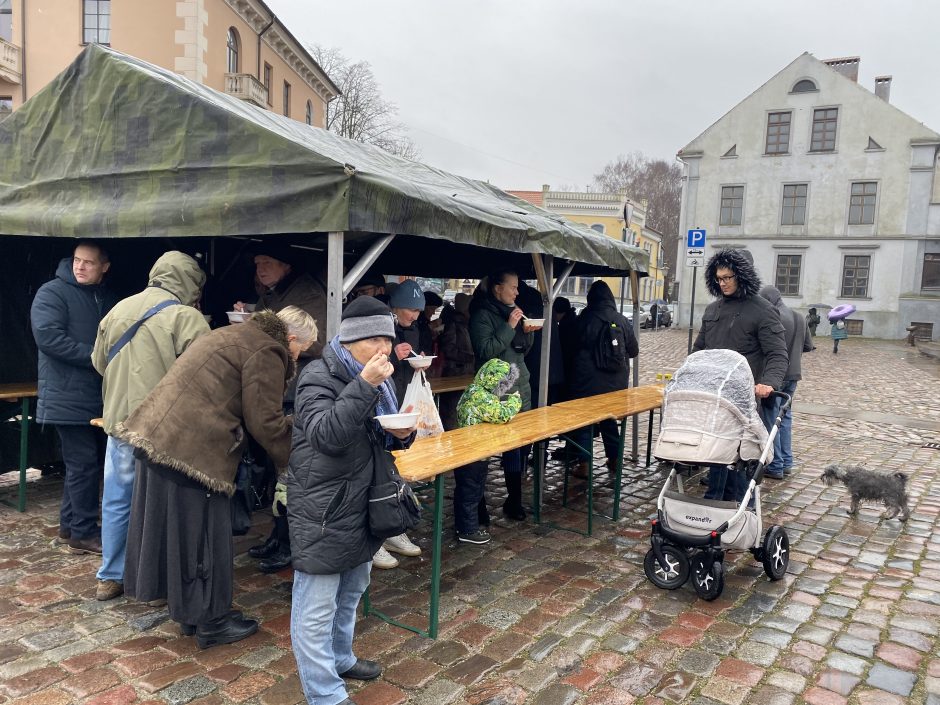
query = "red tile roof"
(506, 190, 543, 207)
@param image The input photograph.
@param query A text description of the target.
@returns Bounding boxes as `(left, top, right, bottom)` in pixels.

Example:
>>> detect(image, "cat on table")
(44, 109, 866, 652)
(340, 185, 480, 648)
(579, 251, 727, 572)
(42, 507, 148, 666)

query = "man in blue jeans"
(758, 286, 814, 478)
(91, 252, 208, 601)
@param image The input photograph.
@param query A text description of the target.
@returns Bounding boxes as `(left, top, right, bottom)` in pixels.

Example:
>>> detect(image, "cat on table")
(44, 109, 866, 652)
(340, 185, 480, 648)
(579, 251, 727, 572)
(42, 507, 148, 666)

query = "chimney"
(542, 184, 550, 193)
(874, 75, 892, 102)
(823, 56, 860, 82)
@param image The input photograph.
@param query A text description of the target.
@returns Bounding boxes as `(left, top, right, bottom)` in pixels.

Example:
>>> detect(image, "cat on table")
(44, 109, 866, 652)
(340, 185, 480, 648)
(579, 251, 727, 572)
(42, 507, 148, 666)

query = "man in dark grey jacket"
(692, 249, 788, 501)
(759, 286, 814, 478)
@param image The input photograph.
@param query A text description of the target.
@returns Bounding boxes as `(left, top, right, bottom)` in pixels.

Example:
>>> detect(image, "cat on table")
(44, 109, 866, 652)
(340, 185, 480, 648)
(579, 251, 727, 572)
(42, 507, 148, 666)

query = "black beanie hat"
(252, 242, 294, 266)
(340, 296, 396, 343)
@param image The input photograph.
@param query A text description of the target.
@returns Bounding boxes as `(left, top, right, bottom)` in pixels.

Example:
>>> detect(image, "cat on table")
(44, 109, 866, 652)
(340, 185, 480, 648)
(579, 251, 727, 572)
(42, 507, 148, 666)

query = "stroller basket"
(661, 491, 759, 550)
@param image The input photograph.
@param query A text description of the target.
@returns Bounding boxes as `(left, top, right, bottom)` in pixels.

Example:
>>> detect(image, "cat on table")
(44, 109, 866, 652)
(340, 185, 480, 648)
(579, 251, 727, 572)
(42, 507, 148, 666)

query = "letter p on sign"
(687, 229, 707, 248)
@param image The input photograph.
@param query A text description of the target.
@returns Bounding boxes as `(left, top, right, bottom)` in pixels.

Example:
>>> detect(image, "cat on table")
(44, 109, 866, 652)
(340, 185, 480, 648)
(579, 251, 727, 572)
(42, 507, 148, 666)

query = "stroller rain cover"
(654, 349, 770, 465)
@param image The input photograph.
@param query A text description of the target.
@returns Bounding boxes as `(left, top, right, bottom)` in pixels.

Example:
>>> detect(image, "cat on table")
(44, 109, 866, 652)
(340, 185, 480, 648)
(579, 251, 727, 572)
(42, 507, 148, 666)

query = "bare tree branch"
(310, 44, 420, 160)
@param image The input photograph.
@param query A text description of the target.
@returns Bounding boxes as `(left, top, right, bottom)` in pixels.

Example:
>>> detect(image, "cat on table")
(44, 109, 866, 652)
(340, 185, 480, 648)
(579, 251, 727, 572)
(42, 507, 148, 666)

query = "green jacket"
(469, 295, 533, 411)
(91, 251, 209, 435)
(457, 359, 522, 427)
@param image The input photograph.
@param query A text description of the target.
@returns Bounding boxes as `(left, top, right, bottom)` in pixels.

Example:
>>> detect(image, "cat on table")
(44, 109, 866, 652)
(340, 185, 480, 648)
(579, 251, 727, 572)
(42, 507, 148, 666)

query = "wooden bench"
(0, 383, 39, 512)
(375, 384, 664, 638)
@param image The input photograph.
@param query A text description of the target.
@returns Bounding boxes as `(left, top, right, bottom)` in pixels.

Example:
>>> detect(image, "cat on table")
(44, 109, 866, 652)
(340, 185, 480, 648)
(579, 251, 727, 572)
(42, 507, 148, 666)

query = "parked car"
(619, 303, 650, 327)
(645, 303, 672, 328)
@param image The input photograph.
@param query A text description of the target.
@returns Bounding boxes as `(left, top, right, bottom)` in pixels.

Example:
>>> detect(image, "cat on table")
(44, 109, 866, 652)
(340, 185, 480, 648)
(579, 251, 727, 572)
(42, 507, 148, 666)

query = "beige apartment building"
(0, 0, 338, 125)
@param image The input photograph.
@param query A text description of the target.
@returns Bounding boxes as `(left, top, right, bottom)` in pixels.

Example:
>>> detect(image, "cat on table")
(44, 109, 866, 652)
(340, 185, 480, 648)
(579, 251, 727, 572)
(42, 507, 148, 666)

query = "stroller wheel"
(691, 553, 724, 601)
(762, 526, 789, 580)
(644, 546, 689, 590)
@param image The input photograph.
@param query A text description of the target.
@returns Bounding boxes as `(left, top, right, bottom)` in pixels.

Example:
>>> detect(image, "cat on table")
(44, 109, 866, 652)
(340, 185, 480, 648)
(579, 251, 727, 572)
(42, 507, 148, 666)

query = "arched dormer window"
(791, 79, 817, 93)
(226, 28, 240, 74)
(305, 100, 313, 125)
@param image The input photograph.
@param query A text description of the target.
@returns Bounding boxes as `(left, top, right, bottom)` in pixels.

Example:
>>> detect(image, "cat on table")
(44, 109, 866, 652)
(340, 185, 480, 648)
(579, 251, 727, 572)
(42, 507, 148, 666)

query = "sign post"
(686, 229, 706, 354)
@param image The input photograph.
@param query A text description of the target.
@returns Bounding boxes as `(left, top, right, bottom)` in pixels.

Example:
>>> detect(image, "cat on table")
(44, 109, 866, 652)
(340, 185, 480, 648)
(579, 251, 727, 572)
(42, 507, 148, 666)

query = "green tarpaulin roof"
(0, 45, 648, 278)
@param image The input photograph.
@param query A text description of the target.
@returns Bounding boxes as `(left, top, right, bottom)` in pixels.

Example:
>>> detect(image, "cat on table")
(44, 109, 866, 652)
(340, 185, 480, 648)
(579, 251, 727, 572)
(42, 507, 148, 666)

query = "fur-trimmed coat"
(693, 249, 788, 391)
(114, 310, 295, 495)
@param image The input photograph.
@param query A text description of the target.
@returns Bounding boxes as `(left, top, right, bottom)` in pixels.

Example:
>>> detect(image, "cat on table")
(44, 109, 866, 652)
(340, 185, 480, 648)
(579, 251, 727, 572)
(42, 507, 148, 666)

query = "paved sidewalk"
(2, 330, 939, 705)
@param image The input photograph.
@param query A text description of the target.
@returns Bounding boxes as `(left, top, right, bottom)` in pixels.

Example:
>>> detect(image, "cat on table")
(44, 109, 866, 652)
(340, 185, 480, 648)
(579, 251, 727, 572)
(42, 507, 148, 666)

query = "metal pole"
(326, 232, 344, 341)
(630, 271, 640, 461)
(342, 234, 396, 298)
(686, 266, 698, 355)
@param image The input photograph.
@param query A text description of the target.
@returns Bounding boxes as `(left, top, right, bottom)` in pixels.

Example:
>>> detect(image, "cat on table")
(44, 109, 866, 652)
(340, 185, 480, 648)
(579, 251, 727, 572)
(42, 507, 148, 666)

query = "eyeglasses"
(715, 274, 737, 284)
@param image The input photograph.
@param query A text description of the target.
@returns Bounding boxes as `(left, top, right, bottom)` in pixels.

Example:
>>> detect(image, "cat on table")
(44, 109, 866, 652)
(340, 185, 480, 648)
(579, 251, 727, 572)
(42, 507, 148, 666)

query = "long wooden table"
(0, 383, 39, 512)
(428, 374, 475, 396)
(379, 384, 664, 639)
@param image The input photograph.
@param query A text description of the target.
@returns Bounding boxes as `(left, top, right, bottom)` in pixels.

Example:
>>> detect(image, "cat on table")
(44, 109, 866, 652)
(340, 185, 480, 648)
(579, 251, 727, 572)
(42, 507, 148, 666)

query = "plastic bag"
(401, 369, 445, 438)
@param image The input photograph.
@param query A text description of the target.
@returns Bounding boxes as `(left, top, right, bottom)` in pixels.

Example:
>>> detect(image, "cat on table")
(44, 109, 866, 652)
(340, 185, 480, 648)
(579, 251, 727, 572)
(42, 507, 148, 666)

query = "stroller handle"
(768, 390, 792, 412)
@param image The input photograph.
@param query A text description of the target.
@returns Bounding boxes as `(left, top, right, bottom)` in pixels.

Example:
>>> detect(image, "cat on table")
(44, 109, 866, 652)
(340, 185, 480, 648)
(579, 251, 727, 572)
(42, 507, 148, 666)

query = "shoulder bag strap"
(106, 299, 180, 364)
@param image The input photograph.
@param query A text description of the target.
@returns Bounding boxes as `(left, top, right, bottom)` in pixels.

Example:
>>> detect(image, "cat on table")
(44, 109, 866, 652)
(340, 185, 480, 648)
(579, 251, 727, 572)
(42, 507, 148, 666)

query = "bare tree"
(594, 152, 681, 295)
(311, 45, 419, 160)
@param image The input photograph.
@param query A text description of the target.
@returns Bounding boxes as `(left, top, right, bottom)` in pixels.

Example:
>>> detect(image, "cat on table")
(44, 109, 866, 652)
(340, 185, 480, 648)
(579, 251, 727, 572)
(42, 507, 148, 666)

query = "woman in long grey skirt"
(116, 307, 317, 649)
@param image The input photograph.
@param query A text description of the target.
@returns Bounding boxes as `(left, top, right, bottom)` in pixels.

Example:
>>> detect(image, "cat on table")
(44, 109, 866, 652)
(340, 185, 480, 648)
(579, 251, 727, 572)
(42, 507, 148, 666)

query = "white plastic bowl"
(406, 355, 437, 370)
(375, 412, 420, 430)
(523, 318, 545, 329)
(226, 311, 252, 324)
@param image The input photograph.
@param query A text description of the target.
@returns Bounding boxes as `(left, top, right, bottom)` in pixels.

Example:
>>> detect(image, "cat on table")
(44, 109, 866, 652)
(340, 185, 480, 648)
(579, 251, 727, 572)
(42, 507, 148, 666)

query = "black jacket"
(30, 258, 117, 425)
(287, 343, 408, 575)
(391, 320, 421, 404)
(568, 296, 638, 398)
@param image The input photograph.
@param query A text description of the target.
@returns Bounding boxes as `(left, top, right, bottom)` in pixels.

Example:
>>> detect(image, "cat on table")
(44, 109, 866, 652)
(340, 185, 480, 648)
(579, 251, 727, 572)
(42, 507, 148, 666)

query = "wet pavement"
(2, 330, 939, 705)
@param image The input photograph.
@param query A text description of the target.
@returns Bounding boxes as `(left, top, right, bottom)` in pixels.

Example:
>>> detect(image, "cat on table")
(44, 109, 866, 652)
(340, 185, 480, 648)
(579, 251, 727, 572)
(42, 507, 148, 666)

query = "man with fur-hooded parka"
(693, 249, 788, 392)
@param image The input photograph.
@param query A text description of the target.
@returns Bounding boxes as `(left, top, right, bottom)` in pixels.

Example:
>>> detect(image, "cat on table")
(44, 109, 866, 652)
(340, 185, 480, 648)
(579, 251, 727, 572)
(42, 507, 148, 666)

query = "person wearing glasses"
(693, 249, 788, 502)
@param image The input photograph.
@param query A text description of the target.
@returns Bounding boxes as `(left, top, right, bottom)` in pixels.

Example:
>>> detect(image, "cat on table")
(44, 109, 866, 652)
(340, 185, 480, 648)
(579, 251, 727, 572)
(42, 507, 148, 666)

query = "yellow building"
(0, 0, 338, 124)
(507, 185, 665, 305)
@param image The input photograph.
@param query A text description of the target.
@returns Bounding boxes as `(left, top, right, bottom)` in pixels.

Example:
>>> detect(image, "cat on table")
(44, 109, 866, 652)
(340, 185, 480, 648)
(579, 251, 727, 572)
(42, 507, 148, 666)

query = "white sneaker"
(372, 546, 399, 569)
(383, 533, 422, 557)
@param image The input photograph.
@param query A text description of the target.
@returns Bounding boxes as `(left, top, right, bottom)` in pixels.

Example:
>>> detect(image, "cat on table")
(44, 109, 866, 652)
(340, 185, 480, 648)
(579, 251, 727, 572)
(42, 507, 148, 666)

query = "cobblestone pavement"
(2, 330, 939, 705)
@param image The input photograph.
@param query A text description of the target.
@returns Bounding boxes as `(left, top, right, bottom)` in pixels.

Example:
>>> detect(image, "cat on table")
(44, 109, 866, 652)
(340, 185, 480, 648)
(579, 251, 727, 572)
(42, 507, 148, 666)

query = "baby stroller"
(644, 349, 791, 600)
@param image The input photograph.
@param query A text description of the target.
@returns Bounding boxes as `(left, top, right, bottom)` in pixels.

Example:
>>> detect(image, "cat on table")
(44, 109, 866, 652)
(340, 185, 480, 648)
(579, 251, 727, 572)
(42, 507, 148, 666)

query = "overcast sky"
(270, 0, 940, 191)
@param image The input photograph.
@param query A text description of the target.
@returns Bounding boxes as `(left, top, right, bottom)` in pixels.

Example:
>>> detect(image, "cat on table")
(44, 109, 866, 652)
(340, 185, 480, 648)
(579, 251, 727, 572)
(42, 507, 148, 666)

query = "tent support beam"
(551, 262, 576, 300)
(342, 234, 396, 298)
(533, 253, 553, 525)
(326, 232, 345, 341)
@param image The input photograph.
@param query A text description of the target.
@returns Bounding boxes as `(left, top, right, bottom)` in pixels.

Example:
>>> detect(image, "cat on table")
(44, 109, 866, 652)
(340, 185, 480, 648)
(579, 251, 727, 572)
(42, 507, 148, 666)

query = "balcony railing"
(0, 37, 21, 84)
(224, 73, 268, 108)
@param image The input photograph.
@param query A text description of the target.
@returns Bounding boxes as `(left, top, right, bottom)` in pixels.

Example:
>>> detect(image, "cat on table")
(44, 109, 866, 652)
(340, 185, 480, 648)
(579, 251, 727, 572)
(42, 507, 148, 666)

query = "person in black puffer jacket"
(568, 281, 639, 475)
(287, 296, 416, 705)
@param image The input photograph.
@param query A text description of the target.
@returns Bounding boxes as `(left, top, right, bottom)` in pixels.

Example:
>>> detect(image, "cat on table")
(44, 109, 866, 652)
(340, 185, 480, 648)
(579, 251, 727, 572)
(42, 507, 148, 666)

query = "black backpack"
(593, 316, 629, 372)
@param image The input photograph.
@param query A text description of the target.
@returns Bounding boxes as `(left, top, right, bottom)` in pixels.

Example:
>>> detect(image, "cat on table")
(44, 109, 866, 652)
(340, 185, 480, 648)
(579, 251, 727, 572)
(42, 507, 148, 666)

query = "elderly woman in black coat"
(287, 296, 416, 705)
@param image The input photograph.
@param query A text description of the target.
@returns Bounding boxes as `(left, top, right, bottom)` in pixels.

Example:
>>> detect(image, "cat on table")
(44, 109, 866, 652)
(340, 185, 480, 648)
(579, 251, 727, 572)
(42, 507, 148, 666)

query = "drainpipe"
(20, 0, 27, 104)
(256, 14, 274, 81)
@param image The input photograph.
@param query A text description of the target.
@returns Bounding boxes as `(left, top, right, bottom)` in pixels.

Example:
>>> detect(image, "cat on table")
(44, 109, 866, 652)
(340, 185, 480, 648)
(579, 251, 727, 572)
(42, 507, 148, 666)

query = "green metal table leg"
(587, 424, 594, 536)
(612, 417, 627, 521)
(646, 410, 654, 467)
(428, 473, 443, 639)
(532, 441, 542, 524)
(18, 397, 28, 512)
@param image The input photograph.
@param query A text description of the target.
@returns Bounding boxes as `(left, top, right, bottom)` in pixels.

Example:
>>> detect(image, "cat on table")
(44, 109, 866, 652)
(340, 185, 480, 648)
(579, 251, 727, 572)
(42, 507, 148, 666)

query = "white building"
(676, 54, 940, 340)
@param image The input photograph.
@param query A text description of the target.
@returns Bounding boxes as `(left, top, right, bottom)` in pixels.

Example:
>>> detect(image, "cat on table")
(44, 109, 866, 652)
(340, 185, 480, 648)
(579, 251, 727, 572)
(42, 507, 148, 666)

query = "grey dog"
(821, 464, 910, 521)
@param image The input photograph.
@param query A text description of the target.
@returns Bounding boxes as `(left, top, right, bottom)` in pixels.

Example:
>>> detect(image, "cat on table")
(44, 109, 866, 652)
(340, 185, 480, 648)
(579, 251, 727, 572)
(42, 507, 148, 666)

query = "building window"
(0, 96, 11, 115)
(775, 254, 802, 296)
(791, 79, 817, 93)
(781, 183, 807, 225)
(841, 255, 871, 298)
(305, 100, 313, 125)
(810, 107, 838, 151)
(282, 81, 291, 117)
(226, 28, 240, 73)
(0, 0, 12, 42)
(83, 0, 111, 45)
(765, 111, 791, 154)
(848, 182, 877, 225)
(845, 319, 864, 336)
(263, 64, 273, 106)
(719, 185, 744, 226)
(923, 253, 940, 291)
(591, 224, 605, 234)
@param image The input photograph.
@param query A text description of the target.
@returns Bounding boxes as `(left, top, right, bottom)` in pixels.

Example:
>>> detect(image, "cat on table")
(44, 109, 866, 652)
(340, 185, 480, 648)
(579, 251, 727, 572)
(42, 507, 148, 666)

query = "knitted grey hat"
(339, 296, 396, 343)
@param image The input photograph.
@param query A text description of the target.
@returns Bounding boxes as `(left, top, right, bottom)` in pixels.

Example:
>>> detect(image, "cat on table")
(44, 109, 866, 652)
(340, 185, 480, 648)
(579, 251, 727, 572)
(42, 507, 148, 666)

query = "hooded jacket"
(114, 310, 295, 495)
(92, 252, 210, 435)
(456, 359, 522, 427)
(693, 249, 788, 391)
(468, 294, 534, 411)
(31, 257, 117, 425)
(287, 342, 408, 575)
(759, 286, 814, 382)
(568, 281, 638, 398)
(258, 268, 326, 358)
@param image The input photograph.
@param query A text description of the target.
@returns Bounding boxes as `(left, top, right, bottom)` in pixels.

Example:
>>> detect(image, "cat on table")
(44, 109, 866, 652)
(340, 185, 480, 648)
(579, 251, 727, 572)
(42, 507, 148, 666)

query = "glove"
(272, 481, 287, 517)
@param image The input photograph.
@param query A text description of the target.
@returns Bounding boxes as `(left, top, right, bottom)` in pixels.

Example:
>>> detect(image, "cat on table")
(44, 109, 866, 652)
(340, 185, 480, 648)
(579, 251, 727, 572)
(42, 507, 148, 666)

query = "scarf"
(330, 336, 400, 446)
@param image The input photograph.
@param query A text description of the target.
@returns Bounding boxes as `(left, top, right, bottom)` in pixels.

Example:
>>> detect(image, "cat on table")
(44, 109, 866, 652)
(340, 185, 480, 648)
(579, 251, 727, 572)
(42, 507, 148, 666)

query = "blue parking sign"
(687, 229, 707, 248)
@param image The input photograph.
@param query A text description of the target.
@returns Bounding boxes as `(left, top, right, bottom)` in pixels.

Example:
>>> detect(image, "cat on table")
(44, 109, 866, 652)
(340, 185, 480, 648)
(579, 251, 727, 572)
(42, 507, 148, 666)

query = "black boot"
(181, 610, 244, 636)
(502, 471, 526, 521)
(248, 526, 278, 559)
(259, 542, 292, 574)
(477, 496, 491, 528)
(195, 613, 258, 649)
